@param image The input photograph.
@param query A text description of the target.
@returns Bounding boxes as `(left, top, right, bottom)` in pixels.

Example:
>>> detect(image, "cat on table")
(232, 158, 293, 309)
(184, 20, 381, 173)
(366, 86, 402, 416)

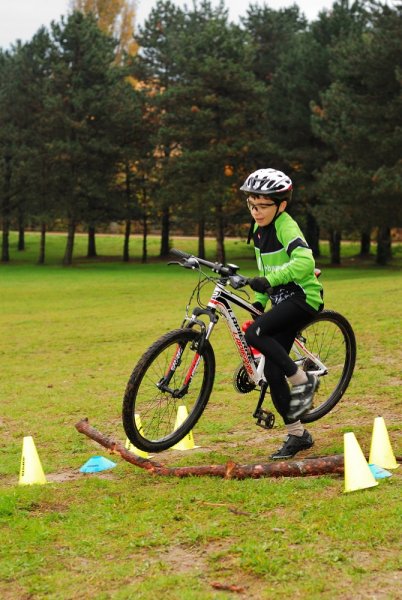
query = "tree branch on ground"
(75, 418, 348, 479)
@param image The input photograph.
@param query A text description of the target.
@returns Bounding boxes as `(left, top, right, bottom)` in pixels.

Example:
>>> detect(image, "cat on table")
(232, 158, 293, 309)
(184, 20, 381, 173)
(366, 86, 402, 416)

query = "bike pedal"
(254, 409, 275, 430)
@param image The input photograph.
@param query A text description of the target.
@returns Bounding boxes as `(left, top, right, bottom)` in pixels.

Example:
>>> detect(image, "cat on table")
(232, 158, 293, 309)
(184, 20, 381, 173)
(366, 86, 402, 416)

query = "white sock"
(286, 420, 304, 437)
(288, 368, 308, 386)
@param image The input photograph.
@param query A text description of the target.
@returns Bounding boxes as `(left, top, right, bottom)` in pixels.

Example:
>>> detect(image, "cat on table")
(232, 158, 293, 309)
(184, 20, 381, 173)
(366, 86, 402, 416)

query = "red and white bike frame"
(184, 281, 328, 386)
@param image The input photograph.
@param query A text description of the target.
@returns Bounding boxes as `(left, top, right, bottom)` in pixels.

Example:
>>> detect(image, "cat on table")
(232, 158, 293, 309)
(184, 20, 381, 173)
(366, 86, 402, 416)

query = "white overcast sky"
(0, 0, 396, 49)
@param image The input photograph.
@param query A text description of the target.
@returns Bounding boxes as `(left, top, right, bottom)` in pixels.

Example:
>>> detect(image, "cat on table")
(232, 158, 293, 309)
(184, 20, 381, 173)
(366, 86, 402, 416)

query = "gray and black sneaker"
(287, 373, 319, 421)
(270, 430, 314, 460)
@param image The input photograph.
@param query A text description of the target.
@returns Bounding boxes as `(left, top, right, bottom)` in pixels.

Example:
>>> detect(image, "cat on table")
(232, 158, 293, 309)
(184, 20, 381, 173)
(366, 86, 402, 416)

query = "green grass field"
(1, 232, 401, 599)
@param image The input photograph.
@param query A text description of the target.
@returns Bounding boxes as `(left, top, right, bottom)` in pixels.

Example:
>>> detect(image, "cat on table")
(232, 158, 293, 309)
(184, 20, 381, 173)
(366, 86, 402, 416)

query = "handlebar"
(170, 248, 241, 278)
(169, 248, 322, 292)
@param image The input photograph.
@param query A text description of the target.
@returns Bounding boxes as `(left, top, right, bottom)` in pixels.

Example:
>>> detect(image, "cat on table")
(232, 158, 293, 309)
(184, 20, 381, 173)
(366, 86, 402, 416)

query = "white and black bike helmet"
(240, 168, 293, 203)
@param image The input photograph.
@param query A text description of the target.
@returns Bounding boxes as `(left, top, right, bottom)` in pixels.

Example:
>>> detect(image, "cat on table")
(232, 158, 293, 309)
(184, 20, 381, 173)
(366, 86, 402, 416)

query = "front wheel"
(122, 328, 215, 452)
(290, 310, 356, 423)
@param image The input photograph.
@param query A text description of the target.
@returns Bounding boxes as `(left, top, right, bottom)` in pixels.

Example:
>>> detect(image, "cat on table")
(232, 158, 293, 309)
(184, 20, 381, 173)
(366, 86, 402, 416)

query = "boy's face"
(247, 195, 287, 227)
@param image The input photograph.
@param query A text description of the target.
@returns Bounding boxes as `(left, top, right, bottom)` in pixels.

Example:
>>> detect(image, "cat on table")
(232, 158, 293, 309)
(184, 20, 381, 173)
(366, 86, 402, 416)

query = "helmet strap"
(247, 218, 255, 244)
(273, 198, 287, 220)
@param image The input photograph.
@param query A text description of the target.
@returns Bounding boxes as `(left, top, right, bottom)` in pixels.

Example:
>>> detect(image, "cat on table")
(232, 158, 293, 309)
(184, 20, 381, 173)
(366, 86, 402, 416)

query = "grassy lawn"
(1, 232, 401, 599)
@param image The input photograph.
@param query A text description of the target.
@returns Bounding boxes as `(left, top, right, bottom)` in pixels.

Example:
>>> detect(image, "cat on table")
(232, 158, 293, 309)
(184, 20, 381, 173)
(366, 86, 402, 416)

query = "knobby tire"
(123, 328, 215, 452)
(298, 310, 356, 423)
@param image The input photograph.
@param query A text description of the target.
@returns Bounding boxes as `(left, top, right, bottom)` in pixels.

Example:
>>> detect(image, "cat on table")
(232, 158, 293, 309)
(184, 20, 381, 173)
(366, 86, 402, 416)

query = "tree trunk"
(376, 226, 391, 266)
(1, 153, 12, 262)
(123, 219, 131, 262)
(160, 206, 170, 258)
(329, 229, 341, 265)
(142, 212, 148, 264)
(1, 216, 10, 263)
(87, 225, 97, 258)
(18, 212, 25, 251)
(38, 221, 46, 265)
(215, 203, 225, 264)
(123, 160, 132, 263)
(63, 218, 76, 266)
(360, 229, 371, 257)
(305, 212, 320, 257)
(198, 217, 205, 259)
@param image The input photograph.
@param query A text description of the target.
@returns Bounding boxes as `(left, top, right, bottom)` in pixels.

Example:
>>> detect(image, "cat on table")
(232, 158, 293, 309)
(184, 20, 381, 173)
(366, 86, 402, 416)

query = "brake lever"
(168, 258, 200, 270)
(229, 275, 250, 289)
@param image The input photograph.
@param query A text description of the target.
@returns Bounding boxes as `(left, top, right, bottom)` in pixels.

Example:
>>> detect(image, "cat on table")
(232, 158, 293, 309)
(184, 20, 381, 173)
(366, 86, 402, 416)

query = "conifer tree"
(48, 12, 126, 264)
(134, 1, 267, 261)
(312, 2, 402, 264)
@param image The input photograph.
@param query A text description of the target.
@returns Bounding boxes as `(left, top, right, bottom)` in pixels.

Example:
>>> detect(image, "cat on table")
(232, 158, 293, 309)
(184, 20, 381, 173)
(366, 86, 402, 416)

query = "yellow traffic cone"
(19, 436, 47, 485)
(125, 414, 149, 458)
(172, 405, 199, 451)
(344, 432, 378, 493)
(369, 416, 399, 470)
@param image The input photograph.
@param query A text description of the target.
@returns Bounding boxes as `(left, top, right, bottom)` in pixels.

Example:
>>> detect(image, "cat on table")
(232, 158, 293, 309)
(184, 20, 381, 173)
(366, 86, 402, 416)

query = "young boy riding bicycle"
(241, 168, 324, 459)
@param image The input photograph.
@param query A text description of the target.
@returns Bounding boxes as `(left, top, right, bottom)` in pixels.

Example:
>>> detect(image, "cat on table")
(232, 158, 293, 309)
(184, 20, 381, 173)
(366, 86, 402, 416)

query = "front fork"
(185, 306, 219, 350)
(162, 306, 276, 429)
(157, 308, 218, 398)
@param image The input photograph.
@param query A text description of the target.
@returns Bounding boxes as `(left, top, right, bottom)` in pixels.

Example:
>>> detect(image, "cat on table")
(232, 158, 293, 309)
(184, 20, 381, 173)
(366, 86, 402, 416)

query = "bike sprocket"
(233, 363, 256, 394)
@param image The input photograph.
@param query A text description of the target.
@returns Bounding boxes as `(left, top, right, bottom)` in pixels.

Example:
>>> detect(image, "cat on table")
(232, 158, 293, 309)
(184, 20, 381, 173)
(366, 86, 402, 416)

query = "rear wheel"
(122, 328, 215, 452)
(289, 310, 356, 422)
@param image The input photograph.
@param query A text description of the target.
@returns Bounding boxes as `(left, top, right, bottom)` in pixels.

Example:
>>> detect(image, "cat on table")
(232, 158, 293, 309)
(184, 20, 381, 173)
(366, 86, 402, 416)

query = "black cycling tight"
(245, 299, 316, 424)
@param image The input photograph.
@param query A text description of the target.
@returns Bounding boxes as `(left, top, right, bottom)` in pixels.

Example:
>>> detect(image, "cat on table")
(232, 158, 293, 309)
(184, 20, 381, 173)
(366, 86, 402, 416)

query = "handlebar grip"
(170, 248, 192, 259)
(169, 248, 238, 277)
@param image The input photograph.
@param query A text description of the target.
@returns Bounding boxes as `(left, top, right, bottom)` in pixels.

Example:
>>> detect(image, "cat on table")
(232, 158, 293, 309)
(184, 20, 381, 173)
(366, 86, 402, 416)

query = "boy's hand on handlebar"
(230, 275, 272, 294)
(248, 276, 271, 293)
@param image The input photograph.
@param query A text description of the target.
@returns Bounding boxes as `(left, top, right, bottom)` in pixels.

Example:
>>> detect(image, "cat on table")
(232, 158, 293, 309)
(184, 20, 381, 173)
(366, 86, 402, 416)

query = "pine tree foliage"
(312, 1, 402, 263)
(0, 0, 401, 265)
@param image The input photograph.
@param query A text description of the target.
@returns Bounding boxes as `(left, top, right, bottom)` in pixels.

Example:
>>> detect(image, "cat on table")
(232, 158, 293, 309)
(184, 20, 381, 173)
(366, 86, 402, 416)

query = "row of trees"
(1, 0, 401, 265)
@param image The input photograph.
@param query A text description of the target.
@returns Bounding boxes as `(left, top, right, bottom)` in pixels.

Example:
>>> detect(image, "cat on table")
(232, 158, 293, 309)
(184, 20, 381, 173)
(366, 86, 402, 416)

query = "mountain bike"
(122, 249, 356, 453)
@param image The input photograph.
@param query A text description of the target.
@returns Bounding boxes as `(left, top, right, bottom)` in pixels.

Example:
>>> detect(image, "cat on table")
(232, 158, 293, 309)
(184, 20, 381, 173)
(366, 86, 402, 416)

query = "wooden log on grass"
(75, 418, 346, 479)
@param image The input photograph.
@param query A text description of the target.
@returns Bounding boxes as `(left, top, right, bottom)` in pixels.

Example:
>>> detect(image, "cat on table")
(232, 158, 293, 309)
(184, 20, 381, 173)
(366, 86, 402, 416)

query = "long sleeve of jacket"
(252, 212, 323, 311)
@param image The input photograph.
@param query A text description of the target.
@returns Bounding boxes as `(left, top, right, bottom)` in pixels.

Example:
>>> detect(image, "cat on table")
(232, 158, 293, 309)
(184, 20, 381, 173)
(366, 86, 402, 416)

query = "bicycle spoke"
(290, 311, 355, 422)
(123, 328, 215, 450)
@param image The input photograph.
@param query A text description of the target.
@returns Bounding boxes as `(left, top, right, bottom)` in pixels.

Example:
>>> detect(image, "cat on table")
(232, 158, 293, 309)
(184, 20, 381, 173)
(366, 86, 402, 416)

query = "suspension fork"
(157, 308, 218, 398)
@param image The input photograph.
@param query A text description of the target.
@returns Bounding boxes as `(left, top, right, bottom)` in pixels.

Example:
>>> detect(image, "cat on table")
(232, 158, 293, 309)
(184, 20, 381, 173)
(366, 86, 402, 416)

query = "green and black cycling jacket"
(251, 211, 324, 313)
